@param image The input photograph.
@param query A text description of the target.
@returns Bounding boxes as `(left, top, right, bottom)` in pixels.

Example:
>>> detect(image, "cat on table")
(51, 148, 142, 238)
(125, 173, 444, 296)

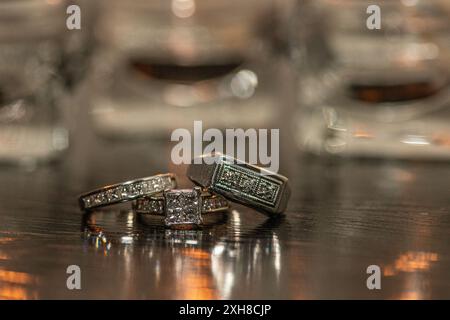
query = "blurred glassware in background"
(0, 0, 69, 167)
(292, 0, 450, 160)
(88, 0, 282, 139)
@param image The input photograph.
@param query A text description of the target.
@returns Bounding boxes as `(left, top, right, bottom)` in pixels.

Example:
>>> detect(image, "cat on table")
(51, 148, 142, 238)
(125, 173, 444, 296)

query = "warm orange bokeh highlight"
(178, 247, 217, 300)
(384, 251, 439, 276)
(0, 269, 39, 300)
(353, 129, 374, 139)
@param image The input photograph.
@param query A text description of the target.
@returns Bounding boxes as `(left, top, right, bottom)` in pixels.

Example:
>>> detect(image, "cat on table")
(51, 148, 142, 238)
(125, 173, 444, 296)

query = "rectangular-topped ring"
(187, 154, 290, 215)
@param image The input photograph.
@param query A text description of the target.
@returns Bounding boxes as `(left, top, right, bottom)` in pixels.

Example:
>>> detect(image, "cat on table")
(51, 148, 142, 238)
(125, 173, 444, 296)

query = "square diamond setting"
(164, 189, 202, 227)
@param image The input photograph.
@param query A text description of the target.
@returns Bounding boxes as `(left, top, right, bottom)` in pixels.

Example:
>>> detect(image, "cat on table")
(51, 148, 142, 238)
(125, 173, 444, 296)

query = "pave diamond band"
(187, 154, 291, 215)
(78, 173, 177, 211)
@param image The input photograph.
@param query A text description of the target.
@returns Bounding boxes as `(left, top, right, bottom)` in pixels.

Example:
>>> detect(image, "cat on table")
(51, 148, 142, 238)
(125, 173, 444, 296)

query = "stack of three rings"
(78, 173, 230, 229)
(78, 154, 291, 228)
(133, 154, 291, 225)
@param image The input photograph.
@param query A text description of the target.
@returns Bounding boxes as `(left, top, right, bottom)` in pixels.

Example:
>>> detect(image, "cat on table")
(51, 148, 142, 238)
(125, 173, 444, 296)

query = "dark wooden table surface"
(1, 136, 449, 299)
(1, 66, 450, 300)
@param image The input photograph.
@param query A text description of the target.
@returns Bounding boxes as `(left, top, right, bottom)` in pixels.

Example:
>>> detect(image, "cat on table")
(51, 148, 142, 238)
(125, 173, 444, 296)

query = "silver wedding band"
(78, 173, 177, 211)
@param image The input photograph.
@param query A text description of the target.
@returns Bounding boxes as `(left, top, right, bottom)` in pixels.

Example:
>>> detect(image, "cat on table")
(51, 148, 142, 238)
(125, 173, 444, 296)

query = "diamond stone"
(105, 188, 121, 202)
(164, 189, 202, 226)
(151, 177, 162, 189)
(240, 174, 257, 193)
(222, 168, 240, 187)
(141, 182, 149, 193)
(201, 196, 228, 212)
(113, 187, 122, 199)
(256, 180, 278, 202)
(94, 193, 105, 205)
(83, 197, 92, 208)
(120, 185, 130, 198)
(129, 184, 139, 197)
(151, 200, 164, 214)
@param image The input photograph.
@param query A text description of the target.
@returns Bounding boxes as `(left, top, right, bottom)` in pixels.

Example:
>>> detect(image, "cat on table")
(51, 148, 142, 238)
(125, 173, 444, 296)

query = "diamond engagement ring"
(187, 154, 291, 215)
(133, 187, 229, 228)
(78, 173, 177, 211)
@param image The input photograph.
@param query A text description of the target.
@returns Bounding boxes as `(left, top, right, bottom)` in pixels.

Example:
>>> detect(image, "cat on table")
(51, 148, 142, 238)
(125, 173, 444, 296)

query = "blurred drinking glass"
(292, 0, 450, 160)
(89, 0, 282, 138)
(0, 0, 68, 167)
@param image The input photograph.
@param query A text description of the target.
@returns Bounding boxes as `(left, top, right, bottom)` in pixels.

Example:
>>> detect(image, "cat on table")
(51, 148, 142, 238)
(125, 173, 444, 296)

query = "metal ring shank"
(78, 173, 177, 211)
(187, 154, 291, 215)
